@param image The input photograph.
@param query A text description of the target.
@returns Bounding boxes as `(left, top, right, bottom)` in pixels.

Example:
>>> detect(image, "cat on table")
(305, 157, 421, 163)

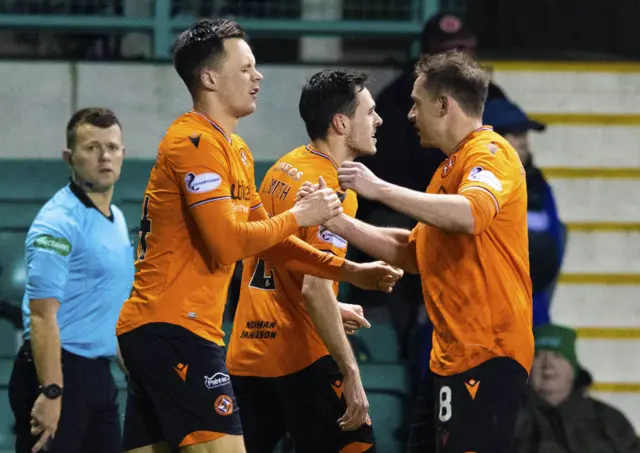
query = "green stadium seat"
(0, 388, 14, 450)
(0, 201, 43, 231)
(355, 323, 399, 362)
(360, 363, 408, 393)
(222, 321, 234, 346)
(116, 389, 127, 428)
(117, 201, 142, 231)
(0, 232, 27, 302)
(0, 357, 14, 387)
(0, 321, 19, 358)
(110, 362, 127, 390)
(368, 391, 404, 453)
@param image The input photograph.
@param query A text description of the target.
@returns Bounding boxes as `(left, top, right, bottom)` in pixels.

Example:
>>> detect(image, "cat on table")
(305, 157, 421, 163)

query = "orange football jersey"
(116, 111, 270, 345)
(226, 145, 357, 377)
(410, 126, 534, 376)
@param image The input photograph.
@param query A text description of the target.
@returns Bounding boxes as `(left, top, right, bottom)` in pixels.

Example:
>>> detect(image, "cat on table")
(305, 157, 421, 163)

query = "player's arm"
(172, 135, 341, 266)
(322, 214, 419, 274)
(251, 204, 388, 286)
(301, 274, 368, 430)
(302, 276, 359, 377)
(338, 149, 517, 235)
(337, 161, 474, 234)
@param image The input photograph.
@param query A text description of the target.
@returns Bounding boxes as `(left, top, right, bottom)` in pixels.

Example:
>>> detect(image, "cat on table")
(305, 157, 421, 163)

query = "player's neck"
(311, 139, 351, 167)
(440, 118, 484, 156)
(192, 97, 239, 138)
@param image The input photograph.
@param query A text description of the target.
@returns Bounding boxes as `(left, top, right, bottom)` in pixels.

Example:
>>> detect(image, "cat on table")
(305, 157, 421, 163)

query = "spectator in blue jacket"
(483, 98, 566, 326)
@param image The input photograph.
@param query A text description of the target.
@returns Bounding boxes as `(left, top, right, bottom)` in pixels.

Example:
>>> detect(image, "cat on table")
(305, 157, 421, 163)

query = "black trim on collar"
(69, 179, 114, 222)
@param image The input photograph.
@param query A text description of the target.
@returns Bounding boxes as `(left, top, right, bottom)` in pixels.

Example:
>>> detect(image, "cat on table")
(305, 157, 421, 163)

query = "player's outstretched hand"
(349, 260, 404, 293)
(291, 176, 343, 227)
(338, 370, 370, 432)
(295, 180, 319, 203)
(337, 161, 385, 200)
(338, 302, 371, 335)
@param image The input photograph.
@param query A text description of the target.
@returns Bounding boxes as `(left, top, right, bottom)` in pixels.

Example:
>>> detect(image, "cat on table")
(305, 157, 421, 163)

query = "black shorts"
(231, 355, 375, 453)
(8, 341, 121, 453)
(407, 357, 528, 453)
(118, 323, 243, 451)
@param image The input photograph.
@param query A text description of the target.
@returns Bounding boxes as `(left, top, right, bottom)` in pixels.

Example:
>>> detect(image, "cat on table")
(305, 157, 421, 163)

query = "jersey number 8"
(249, 258, 276, 291)
(438, 385, 452, 422)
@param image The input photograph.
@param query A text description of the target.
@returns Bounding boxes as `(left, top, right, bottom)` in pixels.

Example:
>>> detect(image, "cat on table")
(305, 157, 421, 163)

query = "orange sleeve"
(457, 143, 522, 234)
(251, 203, 347, 281)
(303, 190, 356, 258)
(169, 133, 299, 265)
(408, 223, 422, 245)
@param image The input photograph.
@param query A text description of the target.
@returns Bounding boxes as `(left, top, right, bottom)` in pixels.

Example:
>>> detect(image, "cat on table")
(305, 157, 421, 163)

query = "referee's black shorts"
(8, 341, 122, 453)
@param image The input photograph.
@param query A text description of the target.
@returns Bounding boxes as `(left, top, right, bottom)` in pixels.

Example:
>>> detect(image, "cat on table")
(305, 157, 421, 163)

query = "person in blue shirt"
(8, 108, 134, 453)
(482, 97, 567, 326)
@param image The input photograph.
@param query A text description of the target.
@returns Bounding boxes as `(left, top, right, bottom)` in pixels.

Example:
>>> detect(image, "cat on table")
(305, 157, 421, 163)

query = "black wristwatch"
(39, 384, 63, 399)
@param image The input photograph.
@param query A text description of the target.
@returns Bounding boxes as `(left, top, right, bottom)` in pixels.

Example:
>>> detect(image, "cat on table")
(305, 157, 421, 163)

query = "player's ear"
(332, 114, 349, 135)
(62, 149, 73, 168)
(439, 95, 449, 117)
(201, 68, 217, 92)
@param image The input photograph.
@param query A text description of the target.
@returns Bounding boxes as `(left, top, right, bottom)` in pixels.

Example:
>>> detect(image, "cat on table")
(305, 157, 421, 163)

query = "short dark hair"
(172, 18, 246, 95)
(415, 51, 489, 117)
(298, 69, 369, 141)
(66, 108, 121, 149)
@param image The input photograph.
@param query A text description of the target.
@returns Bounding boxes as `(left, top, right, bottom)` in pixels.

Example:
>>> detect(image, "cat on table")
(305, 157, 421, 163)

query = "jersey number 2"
(249, 258, 275, 291)
(137, 196, 152, 260)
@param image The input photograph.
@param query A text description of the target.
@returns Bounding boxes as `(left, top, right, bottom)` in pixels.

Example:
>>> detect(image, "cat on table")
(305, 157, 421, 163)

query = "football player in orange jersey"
(116, 19, 402, 453)
(227, 69, 382, 453)
(297, 52, 534, 453)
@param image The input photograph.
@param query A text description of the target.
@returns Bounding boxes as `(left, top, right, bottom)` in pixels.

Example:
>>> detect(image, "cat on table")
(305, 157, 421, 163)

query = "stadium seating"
(0, 232, 27, 303)
(355, 323, 400, 362)
(368, 392, 405, 453)
(0, 201, 41, 232)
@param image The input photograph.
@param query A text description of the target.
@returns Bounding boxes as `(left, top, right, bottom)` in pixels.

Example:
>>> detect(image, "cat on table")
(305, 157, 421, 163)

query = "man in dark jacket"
(515, 324, 640, 453)
(482, 97, 566, 326)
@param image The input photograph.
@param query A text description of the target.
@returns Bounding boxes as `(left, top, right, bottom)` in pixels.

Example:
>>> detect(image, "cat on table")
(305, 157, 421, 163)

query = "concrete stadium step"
(531, 125, 640, 168)
(492, 67, 640, 115)
(576, 338, 640, 383)
(561, 231, 640, 274)
(552, 285, 640, 327)
(547, 178, 640, 222)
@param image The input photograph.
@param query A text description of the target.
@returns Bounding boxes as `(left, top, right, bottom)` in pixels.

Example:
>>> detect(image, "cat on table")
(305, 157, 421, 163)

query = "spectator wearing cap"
(514, 324, 640, 453)
(483, 98, 566, 326)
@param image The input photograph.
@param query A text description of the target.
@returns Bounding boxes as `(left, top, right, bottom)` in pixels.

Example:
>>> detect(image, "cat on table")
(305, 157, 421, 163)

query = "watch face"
(43, 385, 62, 398)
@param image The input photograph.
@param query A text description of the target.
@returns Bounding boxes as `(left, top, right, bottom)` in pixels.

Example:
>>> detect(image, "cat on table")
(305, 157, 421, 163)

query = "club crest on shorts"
(214, 394, 234, 416)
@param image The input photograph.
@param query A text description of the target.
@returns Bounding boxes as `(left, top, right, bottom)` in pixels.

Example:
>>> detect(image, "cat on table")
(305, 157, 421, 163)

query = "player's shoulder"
(293, 145, 340, 188)
(464, 129, 521, 167)
(162, 113, 231, 156)
(231, 133, 250, 151)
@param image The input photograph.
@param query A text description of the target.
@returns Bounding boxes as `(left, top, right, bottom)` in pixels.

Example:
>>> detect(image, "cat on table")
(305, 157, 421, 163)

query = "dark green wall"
(0, 159, 274, 203)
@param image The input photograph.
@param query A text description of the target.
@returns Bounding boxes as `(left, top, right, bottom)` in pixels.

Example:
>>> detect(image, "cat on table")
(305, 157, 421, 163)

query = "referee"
(8, 108, 134, 453)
